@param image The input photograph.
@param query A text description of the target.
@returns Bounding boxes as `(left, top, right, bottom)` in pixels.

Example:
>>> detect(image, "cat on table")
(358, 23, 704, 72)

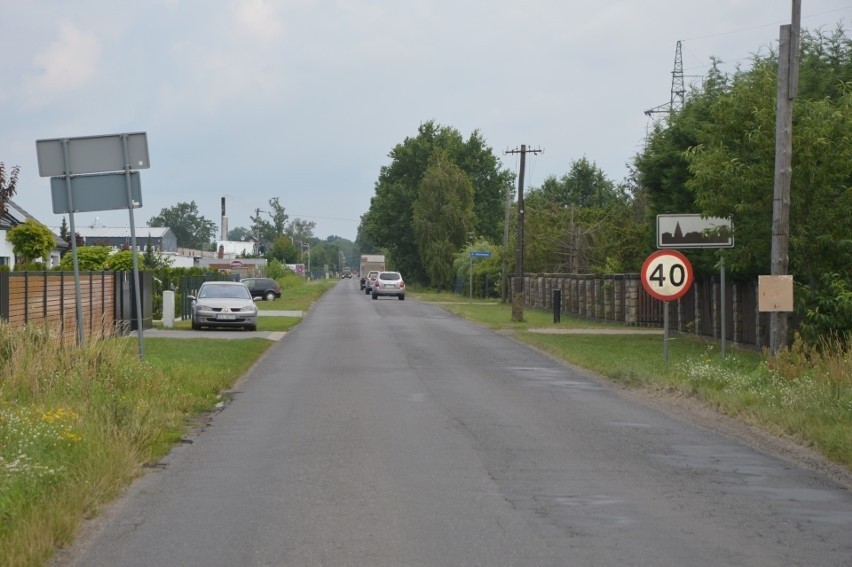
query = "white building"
(0, 200, 67, 268)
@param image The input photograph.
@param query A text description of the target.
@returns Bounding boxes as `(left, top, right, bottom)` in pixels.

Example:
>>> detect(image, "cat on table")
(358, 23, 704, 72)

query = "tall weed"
(0, 323, 164, 566)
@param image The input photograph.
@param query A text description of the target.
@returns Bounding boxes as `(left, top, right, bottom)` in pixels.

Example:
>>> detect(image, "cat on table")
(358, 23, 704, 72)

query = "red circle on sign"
(641, 250, 694, 302)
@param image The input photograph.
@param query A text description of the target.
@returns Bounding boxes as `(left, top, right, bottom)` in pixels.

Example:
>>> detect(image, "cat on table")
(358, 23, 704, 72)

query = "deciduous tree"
(412, 150, 475, 289)
(7, 219, 55, 267)
(0, 162, 19, 215)
(149, 201, 216, 250)
(636, 25, 852, 340)
(362, 121, 512, 284)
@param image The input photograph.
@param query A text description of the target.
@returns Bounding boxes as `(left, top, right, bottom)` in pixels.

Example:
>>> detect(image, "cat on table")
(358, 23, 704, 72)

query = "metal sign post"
(657, 214, 734, 358)
(469, 251, 492, 303)
(641, 250, 694, 366)
(36, 132, 149, 358)
(60, 139, 85, 346)
(122, 134, 145, 360)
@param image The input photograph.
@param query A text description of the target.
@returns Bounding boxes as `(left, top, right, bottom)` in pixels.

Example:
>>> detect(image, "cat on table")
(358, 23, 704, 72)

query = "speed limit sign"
(641, 250, 693, 301)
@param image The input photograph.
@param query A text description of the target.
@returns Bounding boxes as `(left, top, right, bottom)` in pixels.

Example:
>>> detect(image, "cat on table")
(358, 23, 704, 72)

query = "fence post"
(0, 272, 8, 321)
(553, 288, 561, 323)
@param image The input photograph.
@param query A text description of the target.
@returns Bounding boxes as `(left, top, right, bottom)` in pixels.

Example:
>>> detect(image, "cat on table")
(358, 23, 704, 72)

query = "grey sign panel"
(51, 172, 142, 214)
(36, 132, 149, 177)
(657, 214, 734, 248)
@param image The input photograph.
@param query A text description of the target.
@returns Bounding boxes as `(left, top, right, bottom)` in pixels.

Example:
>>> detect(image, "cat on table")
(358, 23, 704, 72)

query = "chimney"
(220, 197, 227, 240)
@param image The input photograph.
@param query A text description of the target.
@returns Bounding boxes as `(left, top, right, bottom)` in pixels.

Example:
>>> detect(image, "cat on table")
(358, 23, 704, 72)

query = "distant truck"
(359, 254, 385, 289)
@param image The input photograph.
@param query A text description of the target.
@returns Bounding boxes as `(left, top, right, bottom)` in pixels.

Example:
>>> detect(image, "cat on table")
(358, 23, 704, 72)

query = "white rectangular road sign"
(657, 214, 734, 249)
(36, 132, 150, 177)
(51, 172, 142, 214)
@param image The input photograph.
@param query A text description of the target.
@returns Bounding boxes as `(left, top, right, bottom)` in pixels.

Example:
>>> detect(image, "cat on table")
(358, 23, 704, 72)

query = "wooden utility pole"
(770, 0, 801, 355)
(504, 145, 542, 321)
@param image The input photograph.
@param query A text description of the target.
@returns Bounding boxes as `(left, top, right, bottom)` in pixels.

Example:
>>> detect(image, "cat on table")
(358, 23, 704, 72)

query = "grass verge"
(0, 279, 335, 566)
(414, 291, 852, 471)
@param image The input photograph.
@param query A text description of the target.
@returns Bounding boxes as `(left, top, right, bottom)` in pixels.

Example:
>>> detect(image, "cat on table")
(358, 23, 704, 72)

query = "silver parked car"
(371, 271, 405, 300)
(189, 281, 258, 331)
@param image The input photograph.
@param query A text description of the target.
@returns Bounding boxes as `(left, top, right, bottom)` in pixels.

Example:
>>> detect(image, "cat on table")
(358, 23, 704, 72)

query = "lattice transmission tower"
(644, 40, 686, 118)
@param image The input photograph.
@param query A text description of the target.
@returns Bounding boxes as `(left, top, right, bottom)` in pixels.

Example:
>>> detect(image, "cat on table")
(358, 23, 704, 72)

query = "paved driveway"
(133, 329, 287, 341)
(132, 310, 302, 341)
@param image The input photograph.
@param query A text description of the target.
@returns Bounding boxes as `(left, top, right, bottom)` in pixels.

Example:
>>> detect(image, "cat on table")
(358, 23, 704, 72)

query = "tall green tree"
(250, 197, 290, 250)
(267, 235, 299, 263)
(524, 158, 645, 274)
(149, 201, 216, 250)
(361, 121, 512, 284)
(636, 24, 852, 340)
(287, 218, 315, 242)
(59, 217, 70, 244)
(227, 226, 252, 241)
(538, 157, 626, 209)
(268, 197, 289, 236)
(412, 150, 475, 289)
(0, 162, 19, 216)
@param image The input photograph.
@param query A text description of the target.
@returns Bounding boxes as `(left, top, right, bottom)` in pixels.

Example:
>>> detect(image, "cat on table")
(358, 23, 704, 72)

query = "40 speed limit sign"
(641, 250, 694, 301)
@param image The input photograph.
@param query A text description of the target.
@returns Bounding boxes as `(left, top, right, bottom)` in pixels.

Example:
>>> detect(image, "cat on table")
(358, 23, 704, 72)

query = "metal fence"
(514, 273, 781, 349)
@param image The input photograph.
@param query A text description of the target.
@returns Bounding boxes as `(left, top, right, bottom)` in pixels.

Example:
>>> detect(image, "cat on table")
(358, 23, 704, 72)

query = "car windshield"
(199, 284, 252, 300)
(380, 272, 401, 280)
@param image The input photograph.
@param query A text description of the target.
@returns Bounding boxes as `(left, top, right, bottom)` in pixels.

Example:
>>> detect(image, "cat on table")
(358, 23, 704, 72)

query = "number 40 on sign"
(641, 250, 694, 302)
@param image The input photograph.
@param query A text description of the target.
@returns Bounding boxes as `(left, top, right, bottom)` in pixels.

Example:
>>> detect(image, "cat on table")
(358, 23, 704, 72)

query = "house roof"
(75, 226, 174, 239)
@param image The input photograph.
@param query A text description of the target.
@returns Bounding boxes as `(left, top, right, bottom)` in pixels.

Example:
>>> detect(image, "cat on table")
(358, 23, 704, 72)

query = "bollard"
(553, 289, 562, 323)
(163, 290, 175, 329)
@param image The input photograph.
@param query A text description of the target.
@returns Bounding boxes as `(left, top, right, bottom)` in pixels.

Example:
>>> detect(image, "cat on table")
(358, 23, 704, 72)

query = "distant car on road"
(364, 271, 380, 294)
(372, 271, 405, 300)
(341, 267, 352, 279)
(189, 281, 258, 331)
(241, 277, 281, 301)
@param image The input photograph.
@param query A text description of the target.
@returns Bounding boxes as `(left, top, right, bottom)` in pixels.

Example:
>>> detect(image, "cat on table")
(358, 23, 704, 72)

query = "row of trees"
(358, 25, 852, 341)
(357, 122, 647, 289)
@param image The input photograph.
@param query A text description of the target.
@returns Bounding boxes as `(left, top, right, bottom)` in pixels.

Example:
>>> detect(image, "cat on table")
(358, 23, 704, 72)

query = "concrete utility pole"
(504, 145, 542, 322)
(770, 0, 801, 355)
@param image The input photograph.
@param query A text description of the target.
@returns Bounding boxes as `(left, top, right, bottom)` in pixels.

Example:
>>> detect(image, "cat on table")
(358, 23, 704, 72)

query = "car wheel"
(372, 293, 378, 300)
(246, 324, 257, 331)
(398, 294, 405, 301)
(192, 319, 201, 330)
(365, 289, 370, 295)
(264, 291, 276, 301)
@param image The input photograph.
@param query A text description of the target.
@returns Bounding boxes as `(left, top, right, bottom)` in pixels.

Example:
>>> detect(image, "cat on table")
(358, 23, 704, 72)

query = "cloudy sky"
(2, 1, 850, 242)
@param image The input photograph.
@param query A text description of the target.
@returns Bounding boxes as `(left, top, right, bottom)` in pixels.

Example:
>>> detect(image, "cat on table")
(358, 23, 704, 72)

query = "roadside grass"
(0, 328, 270, 567)
(262, 278, 337, 312)
(1, 278, 339, 565)
(415, 292, 852, 470)
(411, 290, 626, 331)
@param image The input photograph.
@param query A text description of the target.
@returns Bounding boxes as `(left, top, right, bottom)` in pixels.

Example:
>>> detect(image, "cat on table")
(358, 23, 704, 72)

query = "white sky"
(2, 1, 850, 242)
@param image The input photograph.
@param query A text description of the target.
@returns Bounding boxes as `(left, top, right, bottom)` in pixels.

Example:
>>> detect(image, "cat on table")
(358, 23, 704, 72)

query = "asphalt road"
(57, 279, 852, 566)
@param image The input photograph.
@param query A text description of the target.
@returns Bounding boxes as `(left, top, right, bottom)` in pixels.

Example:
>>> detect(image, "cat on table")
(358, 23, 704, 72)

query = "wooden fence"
(514, 274, 777, 348)
(0, 271, 152, 343)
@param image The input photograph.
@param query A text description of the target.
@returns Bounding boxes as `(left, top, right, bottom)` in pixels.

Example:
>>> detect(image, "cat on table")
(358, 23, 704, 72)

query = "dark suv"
(241, 277, 281, 301)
